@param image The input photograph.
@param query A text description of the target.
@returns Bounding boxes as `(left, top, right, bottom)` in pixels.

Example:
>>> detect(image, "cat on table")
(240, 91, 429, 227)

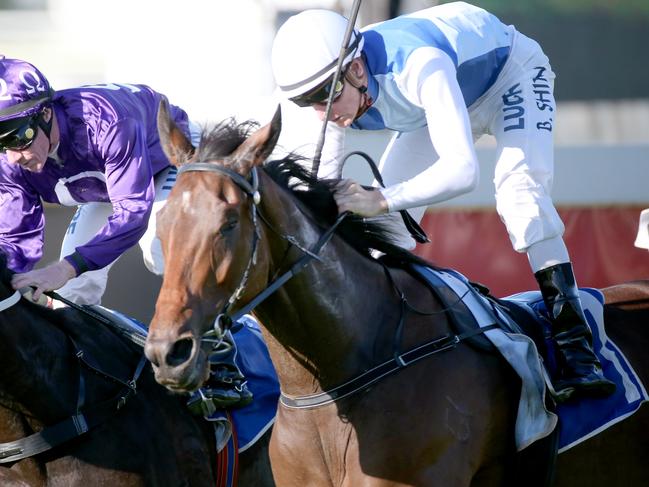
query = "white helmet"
(271, 9, 364, 100)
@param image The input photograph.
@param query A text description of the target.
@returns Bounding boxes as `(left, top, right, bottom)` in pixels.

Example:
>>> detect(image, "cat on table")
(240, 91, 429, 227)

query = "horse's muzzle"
(145, 334, 210, 392)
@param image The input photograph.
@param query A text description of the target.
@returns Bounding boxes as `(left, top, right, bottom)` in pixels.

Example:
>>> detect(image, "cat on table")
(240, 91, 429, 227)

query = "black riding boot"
(187, 329, 253, 416)
(534, 263, 616, 403)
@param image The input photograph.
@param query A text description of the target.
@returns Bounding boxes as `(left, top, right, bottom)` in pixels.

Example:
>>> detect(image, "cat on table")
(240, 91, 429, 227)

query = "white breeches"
(471, 30, 565, 252)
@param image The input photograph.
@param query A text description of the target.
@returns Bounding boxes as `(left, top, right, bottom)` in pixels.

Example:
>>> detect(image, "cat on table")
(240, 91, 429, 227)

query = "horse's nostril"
(166, 338, 194, 367)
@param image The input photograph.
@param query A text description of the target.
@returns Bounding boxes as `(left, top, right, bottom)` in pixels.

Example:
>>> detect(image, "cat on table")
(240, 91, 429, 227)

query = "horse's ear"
(231, 105, 282, 173)
(157, 98, 196, 167)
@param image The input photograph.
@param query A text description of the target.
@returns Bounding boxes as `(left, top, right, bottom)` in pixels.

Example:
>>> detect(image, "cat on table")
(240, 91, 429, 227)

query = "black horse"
(0, 253, 273, 486)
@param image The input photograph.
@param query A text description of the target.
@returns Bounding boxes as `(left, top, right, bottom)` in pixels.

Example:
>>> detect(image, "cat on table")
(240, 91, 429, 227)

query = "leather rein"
(179, 161, 498, 410)
(177, 162, 350, 344)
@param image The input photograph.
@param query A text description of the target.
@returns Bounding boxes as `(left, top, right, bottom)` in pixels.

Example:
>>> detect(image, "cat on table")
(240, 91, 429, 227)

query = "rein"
(281, 263, 500, 409)
(0, 290, 20, 312)
(177, 162, 349, 342)
(281, 324, 500, 409)
(0, 288, 148, 463)
(179, 161, 499, 410)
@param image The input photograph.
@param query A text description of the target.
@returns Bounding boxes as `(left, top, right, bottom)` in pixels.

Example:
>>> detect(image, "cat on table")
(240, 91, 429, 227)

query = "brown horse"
(0, 253, 273, 486)
(145, 103, 649, 487)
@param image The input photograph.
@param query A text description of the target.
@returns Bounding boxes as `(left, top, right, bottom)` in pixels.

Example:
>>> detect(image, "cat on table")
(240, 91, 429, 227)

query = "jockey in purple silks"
(0, 55, 251, 410)
(271, 2, 616, 403)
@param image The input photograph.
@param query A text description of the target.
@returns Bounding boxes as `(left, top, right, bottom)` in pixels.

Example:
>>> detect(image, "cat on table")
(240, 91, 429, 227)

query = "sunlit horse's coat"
(146, 102, 649, 487)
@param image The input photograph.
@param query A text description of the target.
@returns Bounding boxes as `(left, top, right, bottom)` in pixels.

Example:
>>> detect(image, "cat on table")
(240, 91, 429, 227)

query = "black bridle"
(176, 161, 499, 409)
(175, 162, 349, 344)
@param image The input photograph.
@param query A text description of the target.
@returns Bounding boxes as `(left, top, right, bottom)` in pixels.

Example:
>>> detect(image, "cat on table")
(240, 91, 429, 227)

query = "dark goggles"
(290, 73, 346, 108)
(0, 114, 41, 152)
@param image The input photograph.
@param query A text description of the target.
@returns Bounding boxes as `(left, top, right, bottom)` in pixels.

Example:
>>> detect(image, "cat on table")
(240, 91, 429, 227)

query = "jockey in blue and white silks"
(271, 2, 616, 402)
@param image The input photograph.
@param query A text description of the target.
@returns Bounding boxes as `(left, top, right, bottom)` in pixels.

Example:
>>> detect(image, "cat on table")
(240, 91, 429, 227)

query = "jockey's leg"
(140, 165, 178, 275)
(141, 119, 201, 274)
(533, 258, 616, 402)
(56, 202, 114, 306)
(487, 34, 614, 402)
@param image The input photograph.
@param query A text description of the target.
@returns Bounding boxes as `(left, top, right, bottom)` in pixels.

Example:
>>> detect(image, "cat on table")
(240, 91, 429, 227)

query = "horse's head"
(145, 100, 281, 392)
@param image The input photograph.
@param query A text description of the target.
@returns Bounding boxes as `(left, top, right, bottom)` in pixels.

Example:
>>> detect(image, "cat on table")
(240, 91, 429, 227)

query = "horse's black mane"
(196, 119, 430, 266)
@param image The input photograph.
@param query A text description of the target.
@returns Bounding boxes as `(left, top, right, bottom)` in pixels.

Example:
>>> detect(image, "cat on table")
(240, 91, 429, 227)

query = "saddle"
(407, 265, 564, 486)
(407, 264, 554, 363)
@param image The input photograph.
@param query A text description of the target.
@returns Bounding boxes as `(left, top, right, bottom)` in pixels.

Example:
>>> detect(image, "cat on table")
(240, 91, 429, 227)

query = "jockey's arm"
(0, 172, 46, 273)
(63, 118, 155, 276)
(379, 48, 480, 213)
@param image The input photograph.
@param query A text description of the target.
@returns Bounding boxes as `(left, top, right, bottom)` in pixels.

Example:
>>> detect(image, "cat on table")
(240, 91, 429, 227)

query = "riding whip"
(311, 0, 363, 179)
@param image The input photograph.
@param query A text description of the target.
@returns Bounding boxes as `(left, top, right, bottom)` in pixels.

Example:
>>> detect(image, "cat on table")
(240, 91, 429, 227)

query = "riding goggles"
(0, 114, 40, 152)
(290, 72, 346, 108)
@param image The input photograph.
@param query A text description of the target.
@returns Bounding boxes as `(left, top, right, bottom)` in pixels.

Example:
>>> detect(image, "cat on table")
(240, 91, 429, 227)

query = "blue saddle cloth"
(506, 289, 648, 452)
(215, 315, 279, 452)
(92, 307, 279, 453)
(411, 266, 648, 452)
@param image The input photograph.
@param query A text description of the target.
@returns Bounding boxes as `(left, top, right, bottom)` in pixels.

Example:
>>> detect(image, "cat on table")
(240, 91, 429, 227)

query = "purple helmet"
(0, 56, 54, 123)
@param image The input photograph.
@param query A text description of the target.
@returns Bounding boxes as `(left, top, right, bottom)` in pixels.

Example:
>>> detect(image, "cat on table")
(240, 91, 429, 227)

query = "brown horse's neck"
(249, 175, 410, 396)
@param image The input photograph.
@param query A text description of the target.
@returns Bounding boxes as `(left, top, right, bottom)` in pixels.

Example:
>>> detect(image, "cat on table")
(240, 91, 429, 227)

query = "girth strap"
(280, 323, 499, 409)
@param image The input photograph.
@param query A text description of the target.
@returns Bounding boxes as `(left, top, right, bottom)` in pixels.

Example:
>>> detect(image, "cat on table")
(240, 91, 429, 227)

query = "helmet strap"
(344, 61, 372, 121)
(355, 88, 372, 120)
(37, 108, 53, 140)
(345, 74, 372, 121)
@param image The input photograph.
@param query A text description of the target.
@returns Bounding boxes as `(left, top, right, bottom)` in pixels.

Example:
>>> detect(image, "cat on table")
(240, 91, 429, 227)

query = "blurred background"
(2, 0, 648, 321)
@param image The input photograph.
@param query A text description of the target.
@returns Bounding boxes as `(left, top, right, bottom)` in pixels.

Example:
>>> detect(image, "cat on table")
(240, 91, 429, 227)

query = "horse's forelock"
(196, 119, 260, 163)
(194, 118, 427, 266)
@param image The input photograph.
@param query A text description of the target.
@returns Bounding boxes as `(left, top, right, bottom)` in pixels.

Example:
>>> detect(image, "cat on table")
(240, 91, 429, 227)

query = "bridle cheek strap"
(177, 161, 349, 343)
(176, 162, 262, 339)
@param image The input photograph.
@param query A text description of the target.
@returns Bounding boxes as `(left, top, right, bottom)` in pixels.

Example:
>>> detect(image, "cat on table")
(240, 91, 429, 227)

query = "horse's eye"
(219, 219, 238, 236)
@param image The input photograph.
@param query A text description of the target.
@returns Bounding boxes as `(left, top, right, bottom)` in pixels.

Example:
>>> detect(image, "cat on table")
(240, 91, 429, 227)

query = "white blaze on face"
(181, 190, 194, 214)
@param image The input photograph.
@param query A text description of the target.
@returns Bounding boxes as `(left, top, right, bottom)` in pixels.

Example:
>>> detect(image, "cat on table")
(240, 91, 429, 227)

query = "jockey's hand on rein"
(18, 287, 53, 308)
(11, 259, 77, 303)
(332, 178, 389, 217)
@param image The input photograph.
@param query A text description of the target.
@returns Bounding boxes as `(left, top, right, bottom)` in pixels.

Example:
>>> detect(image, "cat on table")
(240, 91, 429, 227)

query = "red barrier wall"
(414, 206, 648, 297)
